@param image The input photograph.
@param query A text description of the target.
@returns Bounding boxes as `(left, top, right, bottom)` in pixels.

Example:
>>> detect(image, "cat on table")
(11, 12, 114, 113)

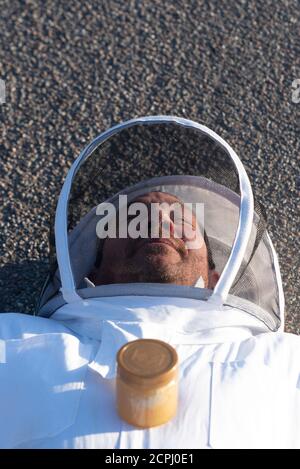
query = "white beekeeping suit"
(0, 116, 299, 449)
(1, 296, 300, 449)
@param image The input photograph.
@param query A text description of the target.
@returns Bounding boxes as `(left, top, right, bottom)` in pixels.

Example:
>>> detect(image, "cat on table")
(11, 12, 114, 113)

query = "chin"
(142, 260, 180, 282)
(144, 254, 177, 269)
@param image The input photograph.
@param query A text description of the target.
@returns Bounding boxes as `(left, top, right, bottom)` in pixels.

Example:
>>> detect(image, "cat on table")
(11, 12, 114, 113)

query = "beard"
(124, 257, 182, 283)
(120, 245, 205, 286)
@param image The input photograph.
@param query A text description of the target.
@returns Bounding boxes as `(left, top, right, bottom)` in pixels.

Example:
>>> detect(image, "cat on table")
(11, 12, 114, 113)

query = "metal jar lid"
(117, 339, 178, 388)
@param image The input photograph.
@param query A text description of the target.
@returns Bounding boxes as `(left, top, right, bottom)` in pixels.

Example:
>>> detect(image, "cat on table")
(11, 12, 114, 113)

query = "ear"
(208, 270, 220, 289)
(89, 268, 97, 284)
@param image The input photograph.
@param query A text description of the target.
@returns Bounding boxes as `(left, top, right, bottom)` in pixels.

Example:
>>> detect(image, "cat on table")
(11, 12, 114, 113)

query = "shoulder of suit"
(0, 312, 73, 340)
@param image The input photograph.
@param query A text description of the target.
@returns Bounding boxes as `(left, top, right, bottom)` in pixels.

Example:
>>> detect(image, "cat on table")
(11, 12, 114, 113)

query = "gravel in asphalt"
(0, 0, 299, 332)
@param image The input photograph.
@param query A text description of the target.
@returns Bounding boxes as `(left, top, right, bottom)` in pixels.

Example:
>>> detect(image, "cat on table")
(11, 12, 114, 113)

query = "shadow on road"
(0, 260, 50, 314)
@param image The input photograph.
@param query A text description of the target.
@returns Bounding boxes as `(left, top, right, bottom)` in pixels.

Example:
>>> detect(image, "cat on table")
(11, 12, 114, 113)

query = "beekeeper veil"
(37, 116, 285, 332)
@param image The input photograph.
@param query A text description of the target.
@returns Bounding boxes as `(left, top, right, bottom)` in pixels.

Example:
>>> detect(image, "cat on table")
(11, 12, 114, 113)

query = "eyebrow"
(125, 201, 200, 236)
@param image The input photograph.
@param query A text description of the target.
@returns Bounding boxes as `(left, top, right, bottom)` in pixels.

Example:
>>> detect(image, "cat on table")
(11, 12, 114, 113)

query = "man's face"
(90, 191, 219, 288)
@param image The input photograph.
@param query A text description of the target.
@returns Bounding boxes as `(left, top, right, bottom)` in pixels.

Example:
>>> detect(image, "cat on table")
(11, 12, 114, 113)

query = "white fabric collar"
(51, 296, 270, 380)
(51, 295, 269, 343)
(51, 296, 269, 334)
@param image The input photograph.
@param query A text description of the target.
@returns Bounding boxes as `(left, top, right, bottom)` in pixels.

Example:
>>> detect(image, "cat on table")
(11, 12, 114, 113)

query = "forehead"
(130, 191, 183, 205)
(129, 191, 197, 220)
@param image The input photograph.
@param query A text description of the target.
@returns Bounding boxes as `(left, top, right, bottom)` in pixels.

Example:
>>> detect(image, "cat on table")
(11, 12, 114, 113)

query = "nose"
(148, 209, 175, 238)
(161, 212, 175, 237)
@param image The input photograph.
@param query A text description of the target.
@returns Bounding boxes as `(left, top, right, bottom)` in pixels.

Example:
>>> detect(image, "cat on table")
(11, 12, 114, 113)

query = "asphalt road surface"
(0, 0, 299, 333)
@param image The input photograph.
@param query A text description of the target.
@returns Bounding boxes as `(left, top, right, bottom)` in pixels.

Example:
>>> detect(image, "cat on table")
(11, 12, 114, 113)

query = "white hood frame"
(55, 115, 255, 306)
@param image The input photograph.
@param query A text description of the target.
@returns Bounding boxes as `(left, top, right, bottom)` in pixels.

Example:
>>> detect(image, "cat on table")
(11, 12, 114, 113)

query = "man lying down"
(0, 190, 299, 449)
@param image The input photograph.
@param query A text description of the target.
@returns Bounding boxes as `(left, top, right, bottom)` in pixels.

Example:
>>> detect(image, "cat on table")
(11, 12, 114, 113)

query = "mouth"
(133, 238, 186, 255)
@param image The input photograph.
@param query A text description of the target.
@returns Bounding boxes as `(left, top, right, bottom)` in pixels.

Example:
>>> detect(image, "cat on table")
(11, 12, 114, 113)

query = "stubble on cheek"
(121, 247, 208, 286)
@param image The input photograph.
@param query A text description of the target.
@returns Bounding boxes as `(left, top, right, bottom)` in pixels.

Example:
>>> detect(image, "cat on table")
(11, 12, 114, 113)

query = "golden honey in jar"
(116, 338, 178, 428)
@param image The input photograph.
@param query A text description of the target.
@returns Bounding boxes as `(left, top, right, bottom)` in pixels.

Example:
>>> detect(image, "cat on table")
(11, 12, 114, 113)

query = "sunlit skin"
(90, 191, 219, 288)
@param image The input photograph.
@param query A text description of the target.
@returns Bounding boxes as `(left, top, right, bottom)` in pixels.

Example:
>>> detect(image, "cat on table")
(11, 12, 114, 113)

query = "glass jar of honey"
(116, 339, 179, 428)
